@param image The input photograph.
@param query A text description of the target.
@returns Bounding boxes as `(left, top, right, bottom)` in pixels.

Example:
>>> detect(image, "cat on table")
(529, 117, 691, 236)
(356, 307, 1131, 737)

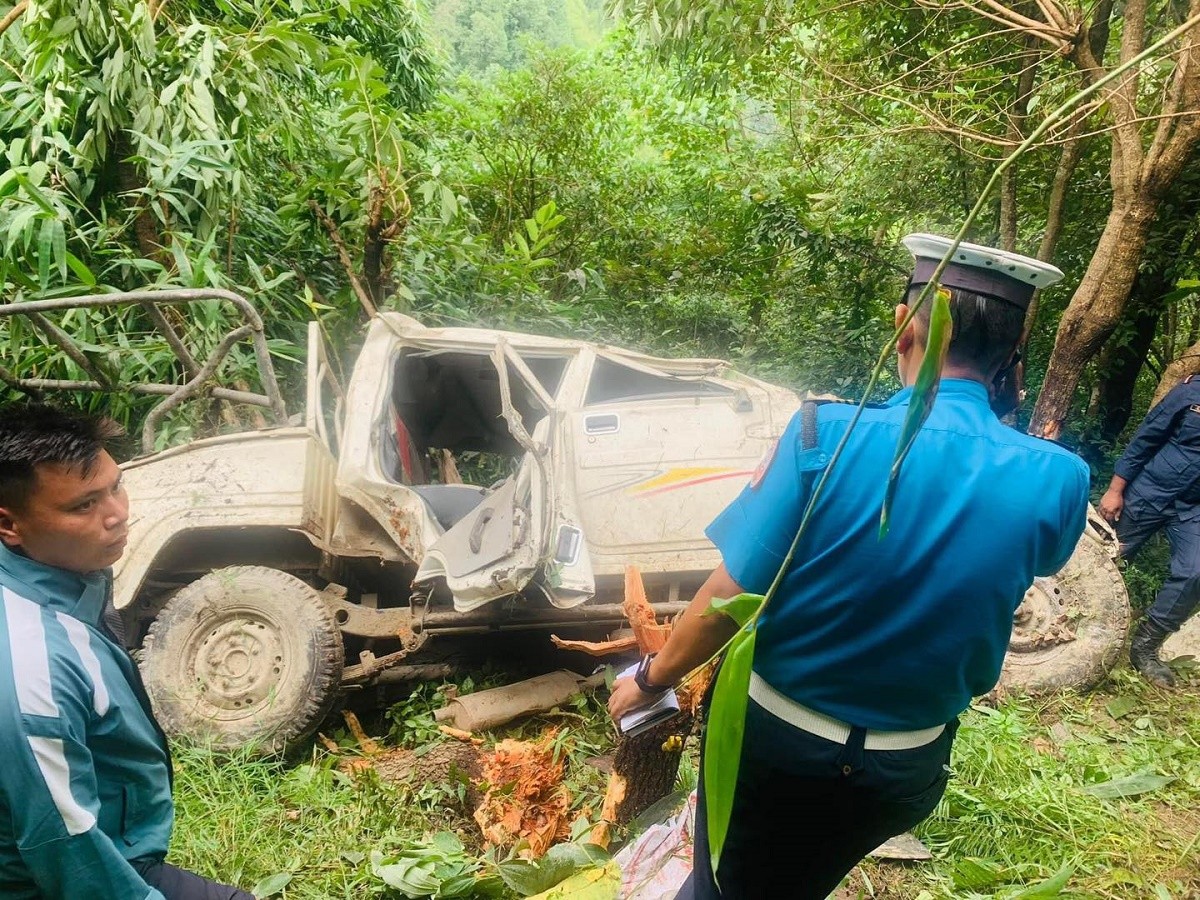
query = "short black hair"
(0, 404, 122, 510)
(907, 284, 1025, 378)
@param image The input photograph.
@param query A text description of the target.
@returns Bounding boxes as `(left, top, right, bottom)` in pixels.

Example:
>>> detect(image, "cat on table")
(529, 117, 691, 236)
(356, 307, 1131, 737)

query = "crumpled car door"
(414, 340, 595, 611)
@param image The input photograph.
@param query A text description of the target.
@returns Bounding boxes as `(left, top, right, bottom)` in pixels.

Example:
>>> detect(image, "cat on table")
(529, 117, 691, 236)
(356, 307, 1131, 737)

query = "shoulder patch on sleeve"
(750, 439, 778, 489)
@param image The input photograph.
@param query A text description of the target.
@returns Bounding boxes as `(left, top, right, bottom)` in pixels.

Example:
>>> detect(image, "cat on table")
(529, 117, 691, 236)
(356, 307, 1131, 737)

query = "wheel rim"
(1000, 518, 1130, 691)
(1010, 576, 1075, 653)
(183, 605, 290, 723)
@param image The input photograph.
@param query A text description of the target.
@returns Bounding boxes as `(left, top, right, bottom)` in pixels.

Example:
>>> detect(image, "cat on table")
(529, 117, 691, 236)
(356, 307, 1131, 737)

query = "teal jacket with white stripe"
(0, 542, 173, 899)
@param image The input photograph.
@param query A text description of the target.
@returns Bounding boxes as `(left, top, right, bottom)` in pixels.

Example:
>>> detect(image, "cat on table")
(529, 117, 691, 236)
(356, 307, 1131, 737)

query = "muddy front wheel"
(139, 566, 344, 753)
(998, 512, 1129, 694)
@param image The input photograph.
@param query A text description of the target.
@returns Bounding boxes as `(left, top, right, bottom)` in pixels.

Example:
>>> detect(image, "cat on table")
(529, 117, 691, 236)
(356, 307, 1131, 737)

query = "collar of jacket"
(0, 541, 109, 626)
(887, 377, 990, 408)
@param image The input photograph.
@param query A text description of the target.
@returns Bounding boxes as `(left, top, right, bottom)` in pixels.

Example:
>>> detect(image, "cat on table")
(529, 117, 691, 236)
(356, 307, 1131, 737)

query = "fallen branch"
(341, 710, 381, 755)
(438, 724, 484, 745)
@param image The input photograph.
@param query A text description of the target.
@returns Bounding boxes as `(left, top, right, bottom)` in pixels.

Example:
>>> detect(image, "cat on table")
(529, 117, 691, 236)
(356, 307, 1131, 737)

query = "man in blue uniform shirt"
(609, 234, 1090, 899)
(1099, 377, 1200, 687)
(0, 404, 254, 900)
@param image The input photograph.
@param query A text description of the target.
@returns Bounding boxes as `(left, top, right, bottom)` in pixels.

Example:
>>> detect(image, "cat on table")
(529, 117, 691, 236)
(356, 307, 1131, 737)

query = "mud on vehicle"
(0, 290, 1132, 751)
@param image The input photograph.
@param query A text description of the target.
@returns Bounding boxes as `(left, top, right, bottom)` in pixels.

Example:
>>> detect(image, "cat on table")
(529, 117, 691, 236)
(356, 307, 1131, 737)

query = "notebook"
(617, 662, 682, 737)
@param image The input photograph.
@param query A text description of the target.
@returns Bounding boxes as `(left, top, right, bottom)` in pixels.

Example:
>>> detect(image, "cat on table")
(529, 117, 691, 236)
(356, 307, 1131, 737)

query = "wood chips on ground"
(473, 730, 571, 859)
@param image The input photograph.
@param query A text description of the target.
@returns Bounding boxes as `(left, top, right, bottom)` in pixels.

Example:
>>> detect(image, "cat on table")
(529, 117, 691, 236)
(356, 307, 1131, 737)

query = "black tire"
(998, 513, 1130, 694)
(139, 566, 343, 753)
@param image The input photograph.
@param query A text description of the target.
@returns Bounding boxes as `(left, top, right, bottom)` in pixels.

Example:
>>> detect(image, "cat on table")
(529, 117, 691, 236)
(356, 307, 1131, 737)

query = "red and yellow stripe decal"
(629, 466, 754, 497)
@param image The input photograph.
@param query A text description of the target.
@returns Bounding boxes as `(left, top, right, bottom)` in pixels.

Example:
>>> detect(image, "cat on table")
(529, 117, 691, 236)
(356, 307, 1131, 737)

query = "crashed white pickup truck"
(0, 290, 1134, 751)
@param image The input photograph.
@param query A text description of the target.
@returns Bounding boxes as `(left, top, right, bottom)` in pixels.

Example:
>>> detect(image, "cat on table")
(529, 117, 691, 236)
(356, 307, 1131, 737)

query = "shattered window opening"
(381, 349, 550, 487)
(585, 357, 732, 406)
(516, 353, 570, 399)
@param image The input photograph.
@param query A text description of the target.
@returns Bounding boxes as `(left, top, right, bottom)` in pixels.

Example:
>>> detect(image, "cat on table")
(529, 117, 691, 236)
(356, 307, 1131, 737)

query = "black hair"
(0, 404, 122, 509)
(906, 284, 1025, 378)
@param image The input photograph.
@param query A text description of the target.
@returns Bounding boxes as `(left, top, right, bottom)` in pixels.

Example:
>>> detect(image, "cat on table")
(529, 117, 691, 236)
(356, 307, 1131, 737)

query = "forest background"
(4, 3, 1200, 898)
(6, 0, 1200, 464)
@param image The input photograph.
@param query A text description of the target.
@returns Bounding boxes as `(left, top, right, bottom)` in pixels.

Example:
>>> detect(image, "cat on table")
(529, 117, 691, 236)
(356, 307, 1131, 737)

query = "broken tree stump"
(591, 566, 708, 843)
(608, 710, 693, 825)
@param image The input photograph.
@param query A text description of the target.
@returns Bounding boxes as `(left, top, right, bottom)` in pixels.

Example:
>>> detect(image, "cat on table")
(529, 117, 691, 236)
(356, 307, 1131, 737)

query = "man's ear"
(895, 303, 915, 355)
(0, 507, 22, 549)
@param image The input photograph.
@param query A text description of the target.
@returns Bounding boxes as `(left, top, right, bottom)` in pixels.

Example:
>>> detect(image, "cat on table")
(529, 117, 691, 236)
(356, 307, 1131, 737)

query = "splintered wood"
(549, 634, 639, 656)
(591, 566, 700, 842)
(623, 565, 671, 654)
(473, 731, 571, 859)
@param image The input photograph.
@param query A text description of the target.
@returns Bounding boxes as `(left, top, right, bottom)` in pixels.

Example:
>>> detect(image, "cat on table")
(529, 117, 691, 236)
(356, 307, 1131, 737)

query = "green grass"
(171, 671, 1200, 900)
(855, 669, 1200, 899)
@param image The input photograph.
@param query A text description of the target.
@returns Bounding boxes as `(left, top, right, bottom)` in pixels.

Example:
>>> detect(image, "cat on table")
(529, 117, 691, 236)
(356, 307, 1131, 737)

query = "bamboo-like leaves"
(700, 592, 764, 881)
(880, 287, 953, 538)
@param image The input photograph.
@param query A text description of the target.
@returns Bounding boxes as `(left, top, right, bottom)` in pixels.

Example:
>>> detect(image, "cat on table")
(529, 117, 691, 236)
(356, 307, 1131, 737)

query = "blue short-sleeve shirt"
(706, 379, 1090, 731)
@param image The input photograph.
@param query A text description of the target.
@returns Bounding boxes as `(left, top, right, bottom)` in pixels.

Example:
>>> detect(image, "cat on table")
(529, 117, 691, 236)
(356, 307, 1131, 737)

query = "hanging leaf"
(37, 216, 54, 290)
(703, 622, 757, 882)
(703, 593, 765, 627)
(880, 287, 953, 538)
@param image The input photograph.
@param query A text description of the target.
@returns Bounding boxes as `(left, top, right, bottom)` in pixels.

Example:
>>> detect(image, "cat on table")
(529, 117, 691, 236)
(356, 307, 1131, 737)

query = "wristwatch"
(633, 653, 669, 694)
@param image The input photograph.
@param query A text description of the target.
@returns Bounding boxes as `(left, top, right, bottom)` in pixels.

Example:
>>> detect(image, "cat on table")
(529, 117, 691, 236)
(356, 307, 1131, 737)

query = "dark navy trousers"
(677, 699, 956, 900)
(133, 860, 254, 900)
(1117, 493, 1200, 632)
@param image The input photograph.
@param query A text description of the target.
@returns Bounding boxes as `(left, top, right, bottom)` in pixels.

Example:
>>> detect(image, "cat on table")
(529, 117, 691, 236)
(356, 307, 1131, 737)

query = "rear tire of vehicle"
(139, 566, 343, 754)
(998, 514, 1130, 695)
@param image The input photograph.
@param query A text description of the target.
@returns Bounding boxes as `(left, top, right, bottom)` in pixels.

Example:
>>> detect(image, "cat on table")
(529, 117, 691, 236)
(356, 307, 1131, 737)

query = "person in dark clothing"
(608, 234, 1090, 899)
(1099, 376, 1200, 687)
(0, 404, 253, 900)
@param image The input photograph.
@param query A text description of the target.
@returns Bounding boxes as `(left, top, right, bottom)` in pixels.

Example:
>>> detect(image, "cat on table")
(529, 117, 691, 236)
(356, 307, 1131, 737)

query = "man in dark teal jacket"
(0, 404, 253, 900)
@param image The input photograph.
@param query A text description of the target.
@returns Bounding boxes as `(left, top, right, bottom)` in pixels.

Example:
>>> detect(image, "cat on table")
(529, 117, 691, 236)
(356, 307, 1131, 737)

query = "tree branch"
(308, 200, 378, 319)
(917, 0, 1074, 49)
(0, 0, 26, 38)
(1023, 119, 1086, 335)
(1145, 0, 1200, 187)
(1001, 35, 1040, 250)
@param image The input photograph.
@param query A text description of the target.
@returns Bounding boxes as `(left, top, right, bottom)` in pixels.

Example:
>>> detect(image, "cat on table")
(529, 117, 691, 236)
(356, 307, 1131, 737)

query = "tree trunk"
(607, 713, 694, 825)
(1096, 295, 1163, 442)
(1153, 333, 1200, 406)
(115, 145, 168, 266)
(1000, 40, 1039, 252)
(1028, 198, 1159, 438)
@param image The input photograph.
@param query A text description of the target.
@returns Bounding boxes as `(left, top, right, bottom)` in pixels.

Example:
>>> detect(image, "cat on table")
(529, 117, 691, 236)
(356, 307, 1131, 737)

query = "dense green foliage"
(2, 0, 1198, 456)
(427, 0, 610, 74)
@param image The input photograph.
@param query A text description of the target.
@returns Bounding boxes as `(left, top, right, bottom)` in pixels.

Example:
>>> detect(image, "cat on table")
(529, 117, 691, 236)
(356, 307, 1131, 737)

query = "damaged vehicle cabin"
(0, 290, 1131, 751)
(0, 291, 791, 750)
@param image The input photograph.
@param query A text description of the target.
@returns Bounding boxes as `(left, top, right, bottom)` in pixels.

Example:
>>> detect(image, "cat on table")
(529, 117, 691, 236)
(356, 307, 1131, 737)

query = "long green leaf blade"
(704, 592, 765, 628)
(37, 216, 53, 290)
(703, 624, 757, 882)
(880, 287, 953, 537)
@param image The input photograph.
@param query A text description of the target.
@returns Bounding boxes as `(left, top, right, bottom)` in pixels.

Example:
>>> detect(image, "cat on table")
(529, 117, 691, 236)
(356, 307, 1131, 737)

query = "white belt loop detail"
(748, 672, 944, 751)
